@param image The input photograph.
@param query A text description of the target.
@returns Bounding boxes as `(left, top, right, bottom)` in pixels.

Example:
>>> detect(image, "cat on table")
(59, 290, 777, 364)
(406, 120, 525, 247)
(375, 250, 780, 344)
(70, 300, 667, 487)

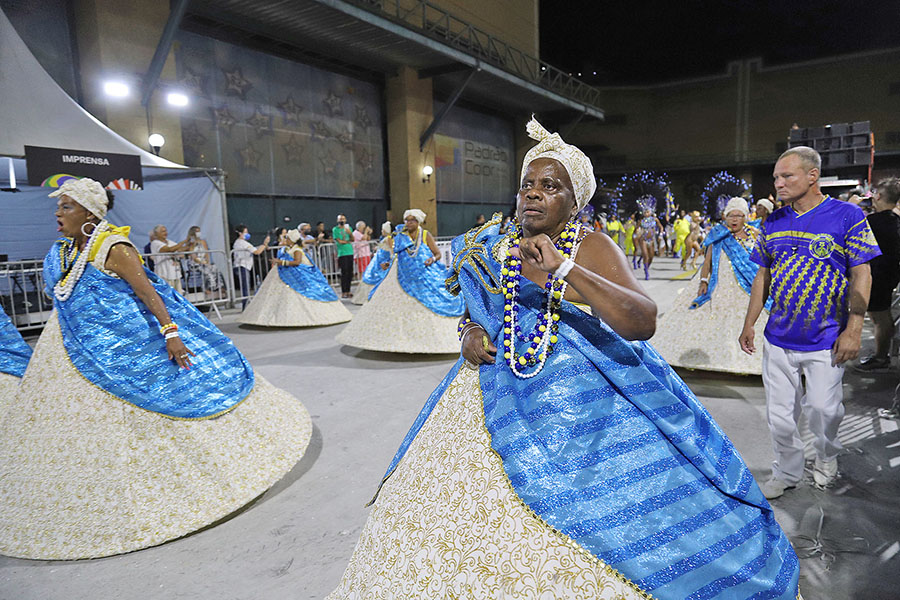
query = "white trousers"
(762, 339, 845, 485)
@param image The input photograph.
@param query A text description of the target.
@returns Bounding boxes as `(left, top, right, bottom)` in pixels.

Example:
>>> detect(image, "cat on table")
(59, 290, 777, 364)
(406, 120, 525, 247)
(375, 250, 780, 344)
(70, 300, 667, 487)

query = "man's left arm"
(832, 262, 871, 365)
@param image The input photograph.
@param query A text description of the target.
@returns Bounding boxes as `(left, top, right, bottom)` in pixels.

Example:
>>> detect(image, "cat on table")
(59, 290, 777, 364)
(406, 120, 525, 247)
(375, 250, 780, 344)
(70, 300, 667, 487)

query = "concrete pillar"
(385, 66, 437, 233)
(72, 0, 183, 163)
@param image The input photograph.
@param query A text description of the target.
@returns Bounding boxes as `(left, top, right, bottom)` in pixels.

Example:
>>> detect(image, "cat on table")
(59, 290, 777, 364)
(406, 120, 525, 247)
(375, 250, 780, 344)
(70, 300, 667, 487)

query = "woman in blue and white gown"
(239, 228, 351, 327)
(0, 305, 32, 398)
(653, 198, 769, 375)
(0, 179, 311, 560)
(351, 221, 393, 305)
(329, 120, 799, 600)
(336, 209, 465, 353)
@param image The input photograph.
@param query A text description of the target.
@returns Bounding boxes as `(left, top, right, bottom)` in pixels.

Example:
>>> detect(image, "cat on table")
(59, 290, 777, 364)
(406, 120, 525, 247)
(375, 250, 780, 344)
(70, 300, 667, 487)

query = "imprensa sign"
(25, 145, 143, 190)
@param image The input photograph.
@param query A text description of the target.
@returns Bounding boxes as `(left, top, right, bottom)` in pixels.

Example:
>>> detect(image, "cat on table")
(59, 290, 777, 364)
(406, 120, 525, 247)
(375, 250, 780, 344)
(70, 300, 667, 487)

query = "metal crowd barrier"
(1, 237, 457, 334)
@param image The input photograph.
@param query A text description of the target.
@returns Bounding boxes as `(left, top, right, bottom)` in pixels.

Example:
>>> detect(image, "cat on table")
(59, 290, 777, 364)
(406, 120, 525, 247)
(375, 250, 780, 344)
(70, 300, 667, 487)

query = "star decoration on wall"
(239, 143, 263, 170)
(282, 135, 305, 166)
(354, 105, 372, 132)
(277, 94, 304, 126)
(356, 147, 374, 172)
(222, 65, 253, 99)
(181, 122, 207, 151)
(309, 120, 333, 142)
(245, 105, 273, 136)
(322, 90, 343, 116)
(337, 128, 353, 150)
(318, 151, 338, 177)
(211, 105, 238, 135)
(179, 67, 208, 99)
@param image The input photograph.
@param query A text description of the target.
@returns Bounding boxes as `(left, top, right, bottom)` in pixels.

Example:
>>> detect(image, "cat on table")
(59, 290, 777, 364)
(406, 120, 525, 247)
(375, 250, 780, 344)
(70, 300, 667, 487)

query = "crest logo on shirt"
(809, 233, 835, 259)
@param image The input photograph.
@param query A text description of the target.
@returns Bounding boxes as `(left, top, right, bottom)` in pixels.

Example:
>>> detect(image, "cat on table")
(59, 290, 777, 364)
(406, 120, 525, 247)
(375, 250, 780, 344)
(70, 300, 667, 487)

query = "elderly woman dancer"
(329, 119, 799, 600)
(239, 228, 351, 327)
(653, 198, 770, 375)
(336, 209, 464, 353)
(351, 221, 393, 305)
(0, 305, 32, 398)
(0, 179, 311, 560)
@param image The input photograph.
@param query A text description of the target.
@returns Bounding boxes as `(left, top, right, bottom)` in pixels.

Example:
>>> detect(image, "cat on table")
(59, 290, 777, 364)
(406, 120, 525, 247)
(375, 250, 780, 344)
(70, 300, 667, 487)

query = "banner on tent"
(25, 145, 143, 190)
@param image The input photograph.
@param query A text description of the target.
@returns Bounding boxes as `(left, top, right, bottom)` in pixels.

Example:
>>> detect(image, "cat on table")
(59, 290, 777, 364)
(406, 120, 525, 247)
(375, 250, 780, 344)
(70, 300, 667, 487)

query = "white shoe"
(813, 457, 838, 487)
(760, 476, 795, 499)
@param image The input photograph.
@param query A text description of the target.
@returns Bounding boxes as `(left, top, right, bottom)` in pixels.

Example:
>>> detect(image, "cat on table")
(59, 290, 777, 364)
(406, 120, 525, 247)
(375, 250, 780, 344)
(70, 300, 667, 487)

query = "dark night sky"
(539, 1, 899, 84)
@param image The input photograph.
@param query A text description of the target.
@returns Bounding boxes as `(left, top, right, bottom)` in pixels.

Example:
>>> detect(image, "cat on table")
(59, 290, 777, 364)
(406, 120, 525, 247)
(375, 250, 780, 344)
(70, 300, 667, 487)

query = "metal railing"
(1, 238, 456, 333)
(354, 0, 604, 110)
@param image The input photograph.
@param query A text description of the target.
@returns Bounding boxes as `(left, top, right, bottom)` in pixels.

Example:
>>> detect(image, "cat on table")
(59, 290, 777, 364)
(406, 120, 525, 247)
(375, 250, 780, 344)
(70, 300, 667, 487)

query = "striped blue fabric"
(0, 304, 32, 378)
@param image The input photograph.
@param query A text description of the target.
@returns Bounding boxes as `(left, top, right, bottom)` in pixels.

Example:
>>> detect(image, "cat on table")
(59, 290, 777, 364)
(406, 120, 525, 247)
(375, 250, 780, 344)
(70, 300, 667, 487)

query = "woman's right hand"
(461, 325, 496, 366)
(698, 281, 708, 296)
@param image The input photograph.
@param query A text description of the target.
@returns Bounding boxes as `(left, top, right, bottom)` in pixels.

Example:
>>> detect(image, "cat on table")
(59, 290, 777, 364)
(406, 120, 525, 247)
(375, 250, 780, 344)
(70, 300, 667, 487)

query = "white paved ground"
(2, 257, 897, 600)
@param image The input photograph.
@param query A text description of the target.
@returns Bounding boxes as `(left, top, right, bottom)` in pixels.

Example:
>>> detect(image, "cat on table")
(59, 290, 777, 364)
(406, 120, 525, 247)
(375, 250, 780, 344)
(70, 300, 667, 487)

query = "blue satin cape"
(380, 222, 799, 600)
(388, 226, 464, 317)
(690, 224, 772, 311)
(276, 247, 339, 302)
(0, 305, 32, 378)
(43, 240, 254, 419)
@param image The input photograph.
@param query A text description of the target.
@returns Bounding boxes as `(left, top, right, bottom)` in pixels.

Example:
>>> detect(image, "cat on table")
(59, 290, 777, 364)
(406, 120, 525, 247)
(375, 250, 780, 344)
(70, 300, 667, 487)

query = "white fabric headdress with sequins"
(285, 228, 302, 243)
(403, 209, 426, 224)
(521, 117, 596, 210)
(49, 178, 109, 219)
(723, 196, 750, 217)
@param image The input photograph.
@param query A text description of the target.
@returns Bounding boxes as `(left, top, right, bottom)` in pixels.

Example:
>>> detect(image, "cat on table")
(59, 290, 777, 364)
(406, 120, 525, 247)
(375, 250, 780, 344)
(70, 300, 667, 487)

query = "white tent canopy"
(0, 7, 183, 169)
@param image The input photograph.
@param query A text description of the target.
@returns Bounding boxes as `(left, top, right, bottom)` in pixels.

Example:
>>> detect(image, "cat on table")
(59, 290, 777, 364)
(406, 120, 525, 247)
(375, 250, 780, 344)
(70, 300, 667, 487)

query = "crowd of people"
(5, 114, 900, 599)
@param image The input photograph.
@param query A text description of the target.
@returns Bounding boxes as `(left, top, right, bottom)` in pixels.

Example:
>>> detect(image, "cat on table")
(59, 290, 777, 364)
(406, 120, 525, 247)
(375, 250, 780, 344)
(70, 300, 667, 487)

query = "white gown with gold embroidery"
(328, 367, 647, 600)
(651, 252, 766, 375)
(335, 261, 460, 354)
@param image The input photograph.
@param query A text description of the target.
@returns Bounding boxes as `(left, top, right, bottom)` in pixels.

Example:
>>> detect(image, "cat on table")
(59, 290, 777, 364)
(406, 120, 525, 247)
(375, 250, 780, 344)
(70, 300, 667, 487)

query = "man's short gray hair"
(778, 146, 821, 171)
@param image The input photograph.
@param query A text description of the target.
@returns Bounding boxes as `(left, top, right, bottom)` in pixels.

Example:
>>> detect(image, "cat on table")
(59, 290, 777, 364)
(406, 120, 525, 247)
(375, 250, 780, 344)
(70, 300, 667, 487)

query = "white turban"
(49, 177, 108, 219)
(723, 197, 750, 218)
(756, 198, 774, 213)
(521, 117, 596, 210)
(381, 221, 392, 236)
(285, 228, 302, 243)
(403, 209, 426, 224)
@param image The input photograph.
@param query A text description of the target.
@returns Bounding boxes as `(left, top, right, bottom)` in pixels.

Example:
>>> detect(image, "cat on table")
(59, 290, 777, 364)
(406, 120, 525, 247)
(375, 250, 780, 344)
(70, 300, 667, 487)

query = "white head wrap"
(403, 209, 426, 224)
(756, 198, 774, 213)
(723, 197, 750, 218)
(381, 221, 392, 236)
(48, 178, 108, 219)
(285, 228, 302, 244)
(521, 116, 596, 211)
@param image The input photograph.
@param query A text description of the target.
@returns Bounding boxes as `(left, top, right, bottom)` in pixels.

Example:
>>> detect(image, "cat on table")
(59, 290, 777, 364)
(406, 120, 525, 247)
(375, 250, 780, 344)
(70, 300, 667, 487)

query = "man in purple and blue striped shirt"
(740, 146, 879, 499)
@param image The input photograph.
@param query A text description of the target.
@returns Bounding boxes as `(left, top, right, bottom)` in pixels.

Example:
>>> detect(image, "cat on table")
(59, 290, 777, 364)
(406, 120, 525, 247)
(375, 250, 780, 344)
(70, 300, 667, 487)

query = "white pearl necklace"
(54, 220, 108, 302)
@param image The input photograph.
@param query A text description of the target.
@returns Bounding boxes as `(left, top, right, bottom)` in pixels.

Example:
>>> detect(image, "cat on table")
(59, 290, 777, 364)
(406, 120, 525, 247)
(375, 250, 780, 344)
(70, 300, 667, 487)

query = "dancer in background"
(330, 118, 799, 600)
(636, 204, 663, 280)
(681, 211, 703, 270)
(239, 228, 352, 327)
(0, 305, 32, 398)
(672, 209, 690, 259)
(624, 211, 638, 266)
(0, 179, 311, 560)
(653, 197, 769, 374)
(352, 221, 393, 305)
(336, 209, 464, 353)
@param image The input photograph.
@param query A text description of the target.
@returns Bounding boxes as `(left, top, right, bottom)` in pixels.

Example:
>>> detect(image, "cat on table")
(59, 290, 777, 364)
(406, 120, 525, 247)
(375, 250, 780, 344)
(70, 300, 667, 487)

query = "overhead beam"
(419, 66, 479, 151)
(313, 0, 604, 120)
(141, 0, 190, 107)
(418, 63, 470, 79)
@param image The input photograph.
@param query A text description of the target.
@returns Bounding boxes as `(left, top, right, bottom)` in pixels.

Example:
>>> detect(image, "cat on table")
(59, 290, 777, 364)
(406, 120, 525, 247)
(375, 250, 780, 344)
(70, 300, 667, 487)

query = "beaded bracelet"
(457, 317, 472, 339)
(160, 323, 178, 335)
